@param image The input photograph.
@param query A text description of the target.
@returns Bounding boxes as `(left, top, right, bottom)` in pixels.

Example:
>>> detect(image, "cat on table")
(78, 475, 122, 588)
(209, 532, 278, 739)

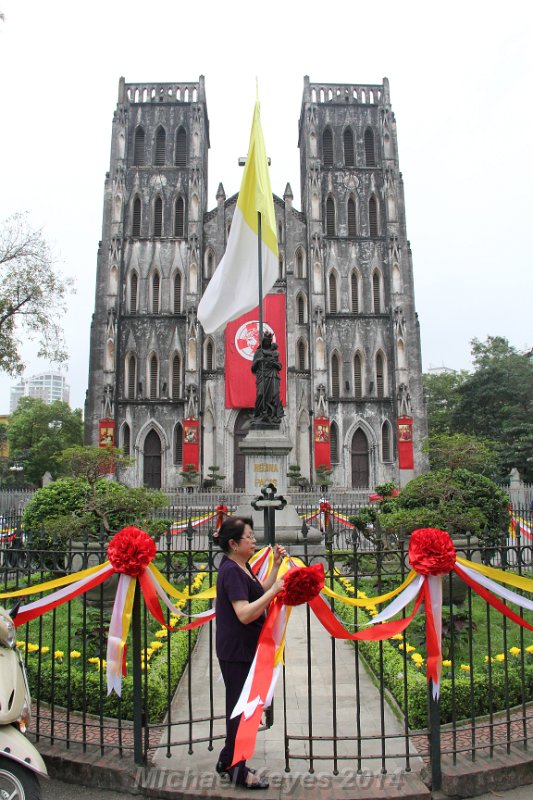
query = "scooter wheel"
(0, 756, 41, 800)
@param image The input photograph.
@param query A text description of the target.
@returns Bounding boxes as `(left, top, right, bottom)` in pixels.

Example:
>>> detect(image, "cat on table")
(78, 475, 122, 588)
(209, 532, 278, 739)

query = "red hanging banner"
(397, 416, 414, 469)
(99, 418, 115, 448)
(314, 417, 331, 470)
(98, 419, 115, 474)
(225, 294, 287, 409)
(182, 418, 200, 473)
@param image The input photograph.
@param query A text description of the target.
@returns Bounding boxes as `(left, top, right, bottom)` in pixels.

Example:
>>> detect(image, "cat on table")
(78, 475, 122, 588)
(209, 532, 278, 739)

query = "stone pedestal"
(236, 428, 321, 546)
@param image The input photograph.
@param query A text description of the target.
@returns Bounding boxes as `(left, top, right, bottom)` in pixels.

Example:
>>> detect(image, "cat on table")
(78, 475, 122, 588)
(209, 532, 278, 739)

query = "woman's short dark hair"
(216, 516, 254, 553)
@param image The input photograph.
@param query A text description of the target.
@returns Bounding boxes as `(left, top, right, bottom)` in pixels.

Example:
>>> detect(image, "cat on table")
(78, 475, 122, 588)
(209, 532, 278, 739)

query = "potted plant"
(181, 463, 199, 492)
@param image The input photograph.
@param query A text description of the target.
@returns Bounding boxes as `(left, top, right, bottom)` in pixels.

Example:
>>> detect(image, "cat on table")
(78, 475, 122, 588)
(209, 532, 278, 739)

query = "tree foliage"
(7, 397, 83, 485)
(422, 432, 498, 475)
(0, 213, 73, 375)
(378, 468, 510, 544)
(23, 477, 167, 537)
(424, 337, 533, 482)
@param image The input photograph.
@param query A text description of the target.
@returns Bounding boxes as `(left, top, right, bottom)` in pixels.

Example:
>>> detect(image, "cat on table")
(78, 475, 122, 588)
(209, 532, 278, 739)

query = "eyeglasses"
(241, 534, 256, 541)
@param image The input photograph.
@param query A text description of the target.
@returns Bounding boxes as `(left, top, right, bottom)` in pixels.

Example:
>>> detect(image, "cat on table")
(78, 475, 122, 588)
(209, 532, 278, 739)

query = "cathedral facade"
(85, 75, 427, 491)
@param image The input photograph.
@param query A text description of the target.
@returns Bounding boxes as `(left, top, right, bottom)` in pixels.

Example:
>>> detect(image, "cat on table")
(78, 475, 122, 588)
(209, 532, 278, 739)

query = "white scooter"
(0, 606, 47, 800)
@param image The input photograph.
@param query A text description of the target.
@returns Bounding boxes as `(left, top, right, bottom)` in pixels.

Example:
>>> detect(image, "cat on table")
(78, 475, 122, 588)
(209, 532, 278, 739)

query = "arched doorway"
(233, 409, 253, 490)
(351, 429, 369, 488)
(144, 429, 162, 489)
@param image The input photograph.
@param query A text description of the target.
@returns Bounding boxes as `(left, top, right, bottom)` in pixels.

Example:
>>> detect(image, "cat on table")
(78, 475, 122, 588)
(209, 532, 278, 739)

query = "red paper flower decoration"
(408, 528, 456, 576)
(279, 563, 325, 606)
(108, 526, 156, 576)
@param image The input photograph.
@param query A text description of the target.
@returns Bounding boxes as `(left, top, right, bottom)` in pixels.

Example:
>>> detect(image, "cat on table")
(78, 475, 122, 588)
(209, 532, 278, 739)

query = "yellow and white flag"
(197, 100, 278, 333)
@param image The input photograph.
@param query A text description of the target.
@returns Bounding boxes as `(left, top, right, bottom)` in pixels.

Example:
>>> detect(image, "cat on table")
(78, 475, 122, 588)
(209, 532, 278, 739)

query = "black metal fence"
(0, 507, 531, 790)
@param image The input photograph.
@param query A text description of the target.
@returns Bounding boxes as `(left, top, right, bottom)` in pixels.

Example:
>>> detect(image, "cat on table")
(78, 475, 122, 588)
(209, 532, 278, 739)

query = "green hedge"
(25, 596, 209, 723)
(333, 579, 533, 729)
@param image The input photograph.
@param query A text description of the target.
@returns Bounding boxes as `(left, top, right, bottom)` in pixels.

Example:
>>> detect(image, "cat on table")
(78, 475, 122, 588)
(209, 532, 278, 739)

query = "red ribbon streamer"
(307, 589, 424, 642)
(453, 564, 533, 633)
(230, 600, 283, 767)
(14, 567, 113, 627)
(422, 579, 441, 686)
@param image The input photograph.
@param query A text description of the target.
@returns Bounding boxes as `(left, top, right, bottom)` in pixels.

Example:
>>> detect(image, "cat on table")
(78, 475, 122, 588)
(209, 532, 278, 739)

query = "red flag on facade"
(397, 417, 414, 469)
(182, 418, 200, 473)
(225, 294, 286, 409)
(314, 417, 331, 470)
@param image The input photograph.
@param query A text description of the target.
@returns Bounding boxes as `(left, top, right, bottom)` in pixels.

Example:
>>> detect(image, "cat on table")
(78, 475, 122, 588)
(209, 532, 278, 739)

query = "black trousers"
(218, 659, 252, 785)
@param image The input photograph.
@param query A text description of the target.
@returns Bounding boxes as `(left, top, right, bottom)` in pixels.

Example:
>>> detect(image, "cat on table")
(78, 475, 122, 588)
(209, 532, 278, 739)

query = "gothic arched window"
(328, 272, 337, 313)
(152, 272, 160, 313)
(133, 126, 145, 166)
(174, 197, 185, 237)
(175, 127, 187, 167)
(174, 423, 183, 465)
(122, 423, 131, 456)
(172, 354, 181, 398)
(173, 272, 182, 313)
(330, 421, 339, 463)
(154, 126, 166, 166)
(205, 339, 214, 371)
(382, 421, 392, 461)
(149, 354, 158, 399)
(153, 196, 163, 237)
(354, 353, 362, 399)
(326, 196, 336, 236)
(296, 248, 304, 278)
(376, 352, 385, 398)
(343, 128, 355, 167)
(129, 272, 138, 314)
(331, 353, 340, 398)
(351, 271, 359, 313)
(297, 294, 305, 324)
(126, 354, 136, 399)
(347, 197, 357, 237)
(369, 196, 379, 237)
(297, 339, 306, 371)
(323, 128, 333, 167)
(372, 270, 381, 312)
(364, 127, 376, 166)
(132, 197, 141, 237)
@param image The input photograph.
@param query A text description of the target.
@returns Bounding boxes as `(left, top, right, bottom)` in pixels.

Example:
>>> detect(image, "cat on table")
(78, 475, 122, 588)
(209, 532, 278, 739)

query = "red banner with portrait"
(397, 417, 414, 469)
(182, 418, 200, 473)
(98, 419, 115, 475)
(225, 294, 287, 409)
(314, 417, 331, 470)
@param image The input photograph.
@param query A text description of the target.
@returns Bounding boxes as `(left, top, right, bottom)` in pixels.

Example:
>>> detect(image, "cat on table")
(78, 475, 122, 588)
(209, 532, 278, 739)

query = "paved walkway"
(152, 604, 423, 782)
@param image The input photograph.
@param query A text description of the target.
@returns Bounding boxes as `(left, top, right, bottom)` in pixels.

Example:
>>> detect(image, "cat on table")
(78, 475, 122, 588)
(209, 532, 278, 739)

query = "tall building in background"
(85, 76, 427, 490)
(10, 372, 70, 413)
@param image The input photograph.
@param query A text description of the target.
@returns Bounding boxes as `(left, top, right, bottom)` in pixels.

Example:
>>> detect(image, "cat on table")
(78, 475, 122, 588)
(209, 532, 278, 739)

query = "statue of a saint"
(251, 331, 284, 427)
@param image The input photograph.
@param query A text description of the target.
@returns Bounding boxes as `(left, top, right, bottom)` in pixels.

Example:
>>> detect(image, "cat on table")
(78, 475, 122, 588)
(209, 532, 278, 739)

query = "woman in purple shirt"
(214, 516, 285, 789)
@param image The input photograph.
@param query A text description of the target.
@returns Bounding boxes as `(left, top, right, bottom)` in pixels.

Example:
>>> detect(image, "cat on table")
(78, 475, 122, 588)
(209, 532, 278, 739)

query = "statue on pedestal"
(251, 331, 284, 427)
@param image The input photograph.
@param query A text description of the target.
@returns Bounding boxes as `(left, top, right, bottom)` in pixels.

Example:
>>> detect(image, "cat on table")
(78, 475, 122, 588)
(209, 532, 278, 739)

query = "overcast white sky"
(0, 0, 531, 414)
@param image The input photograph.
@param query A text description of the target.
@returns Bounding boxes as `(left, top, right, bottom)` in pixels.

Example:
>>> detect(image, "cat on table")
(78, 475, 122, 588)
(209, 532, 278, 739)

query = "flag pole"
(257, 211, 265, 418)
(257, 211, 263, 341)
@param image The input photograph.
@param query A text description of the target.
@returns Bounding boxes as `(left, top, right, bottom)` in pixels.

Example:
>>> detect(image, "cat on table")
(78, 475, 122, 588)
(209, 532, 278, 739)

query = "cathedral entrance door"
(144, 429, 162, 489)
(351, 429, 369, 488)
(233, 409, 253, 490)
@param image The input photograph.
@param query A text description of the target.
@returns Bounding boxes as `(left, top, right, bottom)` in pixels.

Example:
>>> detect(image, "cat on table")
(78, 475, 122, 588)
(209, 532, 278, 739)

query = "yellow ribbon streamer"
(321, 569, 417, 607)
(0, 560, 112, 599)
(116, 577, 136, 674)
(456, 556, 533, 594)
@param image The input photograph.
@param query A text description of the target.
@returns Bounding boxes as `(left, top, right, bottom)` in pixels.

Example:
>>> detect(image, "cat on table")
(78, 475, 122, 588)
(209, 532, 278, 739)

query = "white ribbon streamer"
(106, 573, 134, 696)
(369, 574, 425, 624)
(459, 563, 533, 611)
(17, 563, 114, 617)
